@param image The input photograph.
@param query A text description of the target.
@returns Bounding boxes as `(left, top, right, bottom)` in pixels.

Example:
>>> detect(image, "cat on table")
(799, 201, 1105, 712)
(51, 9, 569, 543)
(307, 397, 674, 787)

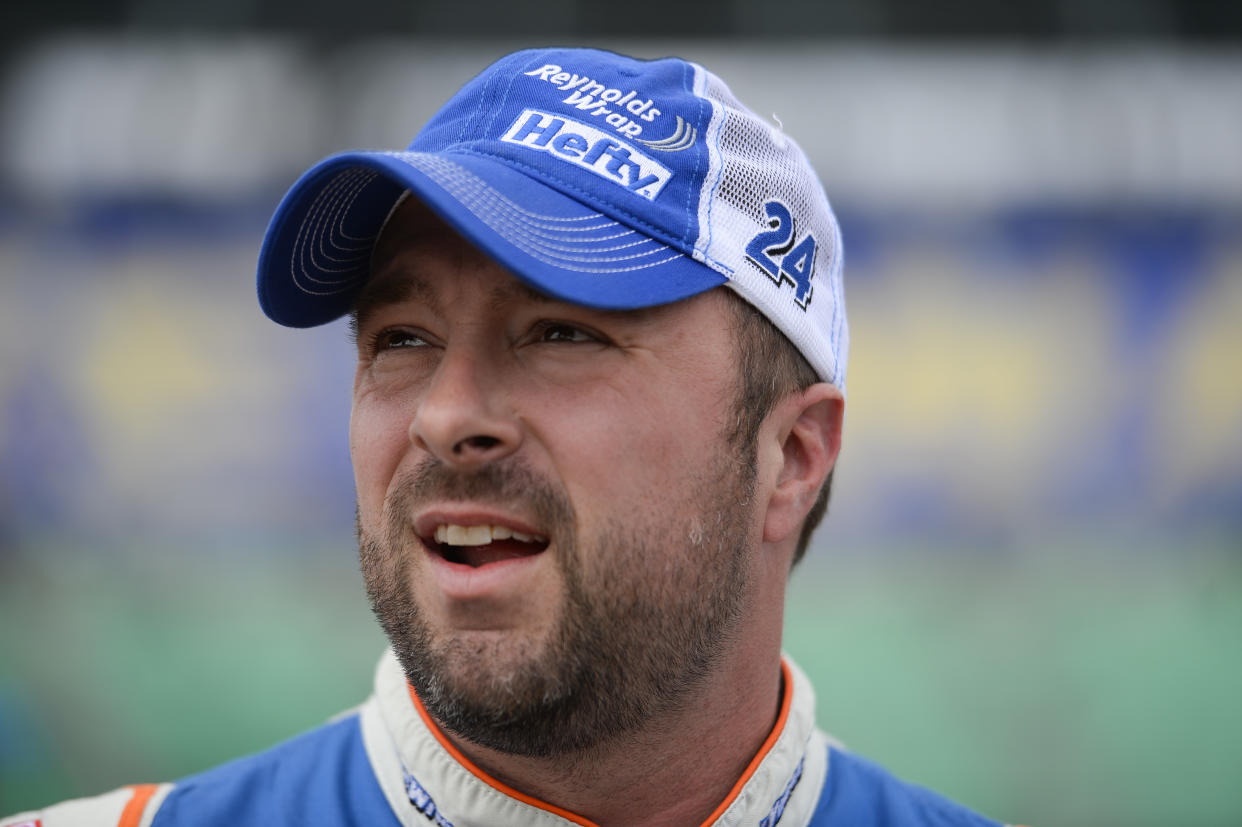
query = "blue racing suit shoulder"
(808, 744, 1004, 827)
(150, 712, 399, 827)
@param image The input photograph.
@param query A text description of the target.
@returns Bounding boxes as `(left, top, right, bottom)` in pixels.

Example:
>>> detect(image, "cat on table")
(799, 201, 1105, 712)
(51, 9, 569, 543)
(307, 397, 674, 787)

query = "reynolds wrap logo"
(501, 110, 673, 200)
(522, 63, 697, 152)
(523, 64, 662, 138)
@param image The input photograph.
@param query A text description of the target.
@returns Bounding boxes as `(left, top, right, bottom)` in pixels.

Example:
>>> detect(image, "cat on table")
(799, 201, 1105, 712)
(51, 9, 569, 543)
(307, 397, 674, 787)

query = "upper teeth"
(434, 524, 545, 546)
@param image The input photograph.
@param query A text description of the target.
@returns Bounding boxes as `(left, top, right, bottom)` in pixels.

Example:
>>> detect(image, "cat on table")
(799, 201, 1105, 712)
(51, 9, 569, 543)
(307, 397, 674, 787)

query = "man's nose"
(408, 346, 522, 469)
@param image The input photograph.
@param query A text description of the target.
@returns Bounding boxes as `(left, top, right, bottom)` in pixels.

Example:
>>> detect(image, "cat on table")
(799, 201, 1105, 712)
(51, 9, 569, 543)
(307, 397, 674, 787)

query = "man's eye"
(538, 323, 597, 344)
(372, 329, 430, 351)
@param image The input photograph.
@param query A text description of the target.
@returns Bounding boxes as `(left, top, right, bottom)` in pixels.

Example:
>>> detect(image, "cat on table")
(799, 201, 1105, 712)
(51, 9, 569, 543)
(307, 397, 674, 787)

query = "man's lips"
(413, 510, 550, 569)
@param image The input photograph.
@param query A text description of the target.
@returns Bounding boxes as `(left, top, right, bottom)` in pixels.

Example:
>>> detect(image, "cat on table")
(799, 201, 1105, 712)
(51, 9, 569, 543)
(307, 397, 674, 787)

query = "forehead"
(355, 199, 559, 322)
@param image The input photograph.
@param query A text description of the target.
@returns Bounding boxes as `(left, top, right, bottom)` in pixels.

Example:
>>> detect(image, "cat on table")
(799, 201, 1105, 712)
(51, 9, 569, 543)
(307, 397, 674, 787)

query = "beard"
(358, 447, 756, 758)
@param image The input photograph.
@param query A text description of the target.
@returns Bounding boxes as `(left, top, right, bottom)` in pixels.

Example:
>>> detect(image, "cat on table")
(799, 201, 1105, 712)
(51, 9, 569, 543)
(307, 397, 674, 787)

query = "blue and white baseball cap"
(258, 47, 848, 389)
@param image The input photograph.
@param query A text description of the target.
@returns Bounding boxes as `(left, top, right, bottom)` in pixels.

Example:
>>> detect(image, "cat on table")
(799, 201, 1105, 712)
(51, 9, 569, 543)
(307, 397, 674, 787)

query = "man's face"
(351, 201, 762, 757)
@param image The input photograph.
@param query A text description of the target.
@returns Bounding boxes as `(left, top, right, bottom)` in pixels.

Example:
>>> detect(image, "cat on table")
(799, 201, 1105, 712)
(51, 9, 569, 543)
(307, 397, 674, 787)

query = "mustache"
(385, 458, 575, 538)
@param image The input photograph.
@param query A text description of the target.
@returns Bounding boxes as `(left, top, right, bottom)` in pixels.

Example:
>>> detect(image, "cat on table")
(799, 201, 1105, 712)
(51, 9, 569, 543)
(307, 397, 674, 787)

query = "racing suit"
(4, 652, 1012, 827)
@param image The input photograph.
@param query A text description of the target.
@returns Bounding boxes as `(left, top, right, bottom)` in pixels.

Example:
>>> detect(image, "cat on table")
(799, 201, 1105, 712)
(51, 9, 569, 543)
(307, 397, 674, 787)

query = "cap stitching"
(402, 154, 685, 271)
(443, 147, 732, 276)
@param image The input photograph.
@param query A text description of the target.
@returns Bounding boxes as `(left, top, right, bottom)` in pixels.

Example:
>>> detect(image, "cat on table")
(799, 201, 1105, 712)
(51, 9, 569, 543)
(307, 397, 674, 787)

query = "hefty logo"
(501, 110, 673, 200)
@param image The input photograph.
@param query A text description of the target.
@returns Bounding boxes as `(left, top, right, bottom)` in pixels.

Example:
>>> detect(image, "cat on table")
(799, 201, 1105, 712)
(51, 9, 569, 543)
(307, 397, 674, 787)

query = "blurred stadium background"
(1, 3, 1240, 826)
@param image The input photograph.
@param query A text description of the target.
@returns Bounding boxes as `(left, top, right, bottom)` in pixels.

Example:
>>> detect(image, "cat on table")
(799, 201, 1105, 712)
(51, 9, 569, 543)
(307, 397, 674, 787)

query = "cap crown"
(258, 47, 847, 389)
(408, 47, 846, 388)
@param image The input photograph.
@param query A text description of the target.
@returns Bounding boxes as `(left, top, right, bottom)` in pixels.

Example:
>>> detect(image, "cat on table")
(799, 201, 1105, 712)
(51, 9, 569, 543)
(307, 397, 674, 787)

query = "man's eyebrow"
(488, 279, 673, 324)
(487, 278, 560, 311)
(351, 264, 660, 340)
(351, 269, 440, 339)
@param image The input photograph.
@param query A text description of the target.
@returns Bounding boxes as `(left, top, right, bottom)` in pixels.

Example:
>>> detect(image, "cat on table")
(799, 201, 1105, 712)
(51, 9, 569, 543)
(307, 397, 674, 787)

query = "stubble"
(359, 448, 755, 758)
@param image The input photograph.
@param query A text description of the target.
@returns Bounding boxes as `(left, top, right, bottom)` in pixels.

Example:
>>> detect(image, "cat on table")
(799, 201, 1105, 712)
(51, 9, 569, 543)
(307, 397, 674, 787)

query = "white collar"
(358, 650, 829, 827)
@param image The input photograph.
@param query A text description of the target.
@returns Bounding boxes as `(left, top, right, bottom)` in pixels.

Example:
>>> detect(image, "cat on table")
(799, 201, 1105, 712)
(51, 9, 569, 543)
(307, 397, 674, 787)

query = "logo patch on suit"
(404, 771, 455, 827)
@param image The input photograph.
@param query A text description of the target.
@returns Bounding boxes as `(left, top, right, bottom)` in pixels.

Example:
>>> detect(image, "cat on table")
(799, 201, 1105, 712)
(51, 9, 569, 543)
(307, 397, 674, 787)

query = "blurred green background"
(5, 541, 1241, 826)
(2, 4, 1242, 826)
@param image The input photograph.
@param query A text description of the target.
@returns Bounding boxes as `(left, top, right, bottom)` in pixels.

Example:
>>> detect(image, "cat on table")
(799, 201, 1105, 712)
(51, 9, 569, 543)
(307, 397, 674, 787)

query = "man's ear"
(762, 383, 844, 545)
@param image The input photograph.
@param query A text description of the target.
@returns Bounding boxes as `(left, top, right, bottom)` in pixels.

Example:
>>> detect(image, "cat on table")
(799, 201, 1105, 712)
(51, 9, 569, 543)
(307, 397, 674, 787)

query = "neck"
(416, 648, 787, 827)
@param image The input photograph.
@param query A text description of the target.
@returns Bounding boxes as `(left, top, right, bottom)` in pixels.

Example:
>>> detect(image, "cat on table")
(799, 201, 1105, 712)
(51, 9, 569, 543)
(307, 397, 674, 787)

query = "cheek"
(350, 394, 413, 526)
(546, 386, 725, 521)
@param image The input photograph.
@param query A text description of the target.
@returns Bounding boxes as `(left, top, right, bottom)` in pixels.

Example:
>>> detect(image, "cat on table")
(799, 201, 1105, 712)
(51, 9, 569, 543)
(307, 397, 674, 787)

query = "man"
(5, 48, 1017, 827)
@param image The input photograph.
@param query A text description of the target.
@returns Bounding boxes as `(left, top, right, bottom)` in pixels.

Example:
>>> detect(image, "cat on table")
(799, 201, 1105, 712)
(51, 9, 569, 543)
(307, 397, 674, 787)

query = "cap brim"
(257, 150, 728, 327)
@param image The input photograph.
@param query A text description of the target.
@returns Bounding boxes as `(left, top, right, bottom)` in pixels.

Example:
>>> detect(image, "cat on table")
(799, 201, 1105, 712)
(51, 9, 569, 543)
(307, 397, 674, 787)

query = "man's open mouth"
(425, 524, 550, 568)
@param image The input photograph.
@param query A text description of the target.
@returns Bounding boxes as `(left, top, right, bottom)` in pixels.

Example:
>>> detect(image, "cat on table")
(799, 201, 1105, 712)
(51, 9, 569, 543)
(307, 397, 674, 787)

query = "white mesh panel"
(692, 65, 849, 391)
